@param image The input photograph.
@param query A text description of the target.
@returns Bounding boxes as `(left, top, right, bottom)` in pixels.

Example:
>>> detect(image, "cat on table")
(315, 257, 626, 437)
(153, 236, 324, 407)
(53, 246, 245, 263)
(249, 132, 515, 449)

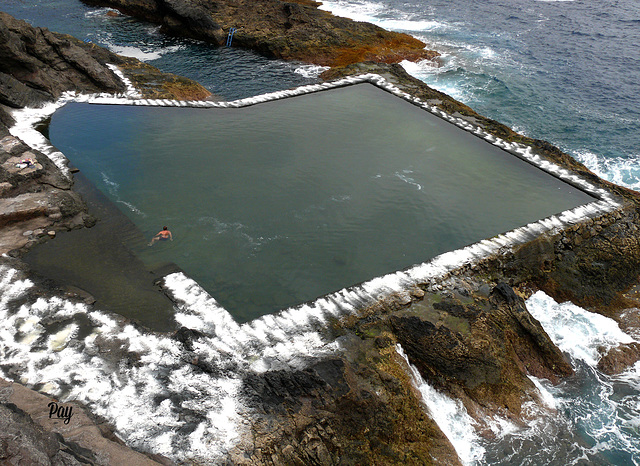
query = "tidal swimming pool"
(47, 83, 594, 322)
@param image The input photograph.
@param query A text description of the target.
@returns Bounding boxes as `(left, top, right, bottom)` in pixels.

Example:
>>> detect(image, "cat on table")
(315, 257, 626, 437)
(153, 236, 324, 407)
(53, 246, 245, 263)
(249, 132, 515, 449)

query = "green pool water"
(47, 83, 594, 322)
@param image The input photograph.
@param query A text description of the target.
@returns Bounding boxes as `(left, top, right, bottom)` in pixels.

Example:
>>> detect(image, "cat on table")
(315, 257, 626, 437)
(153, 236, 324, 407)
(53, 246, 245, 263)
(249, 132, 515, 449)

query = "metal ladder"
(226, 28, 237, 47)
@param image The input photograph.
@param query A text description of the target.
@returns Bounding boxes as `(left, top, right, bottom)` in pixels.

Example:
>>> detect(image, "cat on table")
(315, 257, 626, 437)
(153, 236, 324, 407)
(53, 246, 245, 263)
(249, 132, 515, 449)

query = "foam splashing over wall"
(395, 343, 485, 465)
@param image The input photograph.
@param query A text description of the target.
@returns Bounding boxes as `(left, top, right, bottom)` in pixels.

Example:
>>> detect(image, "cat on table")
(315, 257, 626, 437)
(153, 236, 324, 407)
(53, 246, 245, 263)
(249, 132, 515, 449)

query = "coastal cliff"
(1, 7, 640, 466)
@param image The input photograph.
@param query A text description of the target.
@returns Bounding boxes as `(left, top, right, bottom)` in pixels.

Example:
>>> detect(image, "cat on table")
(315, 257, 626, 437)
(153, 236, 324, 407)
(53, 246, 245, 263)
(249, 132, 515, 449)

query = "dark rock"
(0, 71, 53, 108)
(391, 314, 502, 389)
(235, 348, 461, 465)
(0, 402, 77, 465)
(173, 326, 206, 352)
(243, 367, 327, 413)
(0, 12, 125, 105)
(490, 282, 519, 305)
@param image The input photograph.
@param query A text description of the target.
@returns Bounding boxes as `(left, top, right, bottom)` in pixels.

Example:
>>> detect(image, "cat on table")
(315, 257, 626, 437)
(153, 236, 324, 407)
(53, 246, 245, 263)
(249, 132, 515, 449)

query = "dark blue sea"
(2, 0, 639, 464)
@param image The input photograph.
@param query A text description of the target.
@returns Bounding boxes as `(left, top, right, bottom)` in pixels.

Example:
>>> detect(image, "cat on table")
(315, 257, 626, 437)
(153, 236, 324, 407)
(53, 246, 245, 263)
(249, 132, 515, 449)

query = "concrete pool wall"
(10, 73, 623, 331)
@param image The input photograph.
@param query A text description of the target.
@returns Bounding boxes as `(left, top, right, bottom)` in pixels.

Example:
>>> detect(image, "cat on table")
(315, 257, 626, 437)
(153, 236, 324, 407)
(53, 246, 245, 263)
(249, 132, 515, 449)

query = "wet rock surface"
(0, 377, 169, 465)
(80, 0, 438, 67)
(390, 283, 572, 419)
(232, 348, 462, 465)
(597, 342, 640, 375)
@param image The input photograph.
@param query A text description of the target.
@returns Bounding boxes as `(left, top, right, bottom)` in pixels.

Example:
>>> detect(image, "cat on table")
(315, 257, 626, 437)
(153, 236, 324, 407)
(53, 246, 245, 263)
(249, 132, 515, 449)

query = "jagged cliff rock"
(80, 0, 438, 66)
(0, 11, 212, 111)
(389, 283, 572, 419)
(0, 11, 125, 107)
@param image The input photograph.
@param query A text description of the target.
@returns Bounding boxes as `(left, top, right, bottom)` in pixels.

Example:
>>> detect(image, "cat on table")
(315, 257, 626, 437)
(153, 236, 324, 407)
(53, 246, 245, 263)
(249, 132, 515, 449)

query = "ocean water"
(319, 0, 640, 191)
(2, 0, 640, 464)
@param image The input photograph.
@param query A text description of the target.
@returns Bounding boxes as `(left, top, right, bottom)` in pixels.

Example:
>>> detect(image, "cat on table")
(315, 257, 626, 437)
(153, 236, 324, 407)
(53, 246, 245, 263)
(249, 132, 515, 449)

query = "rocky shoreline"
(79, 0, 439, 67)
(2, 6, 640, 466)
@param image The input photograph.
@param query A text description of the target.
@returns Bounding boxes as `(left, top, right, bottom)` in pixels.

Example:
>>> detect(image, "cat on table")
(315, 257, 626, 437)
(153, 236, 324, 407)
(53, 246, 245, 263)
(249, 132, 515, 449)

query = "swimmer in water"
(149, 226, 173, 246)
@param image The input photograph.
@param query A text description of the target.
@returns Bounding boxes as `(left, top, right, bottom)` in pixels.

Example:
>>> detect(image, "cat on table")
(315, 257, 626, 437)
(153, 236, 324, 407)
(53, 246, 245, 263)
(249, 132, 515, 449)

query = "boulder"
(597, 342, 640, 375)
(0, 12, 125, 105)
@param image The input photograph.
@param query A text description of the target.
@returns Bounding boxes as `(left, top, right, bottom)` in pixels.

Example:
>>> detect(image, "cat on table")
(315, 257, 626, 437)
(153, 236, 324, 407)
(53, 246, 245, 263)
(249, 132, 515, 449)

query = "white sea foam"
(396, 344, 485, 465)
(574, 149, 640, 192)
(294, 64, 330, 78)
(8, 96, 78, 176)
(0, 263, 247, 463)
(529, 375, 558, 409)
(526, 291, 635, 366)
(318, 0, 446, 32)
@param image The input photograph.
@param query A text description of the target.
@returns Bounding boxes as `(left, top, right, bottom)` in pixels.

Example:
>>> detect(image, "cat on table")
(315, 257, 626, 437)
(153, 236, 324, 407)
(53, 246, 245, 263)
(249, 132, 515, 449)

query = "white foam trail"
(164, 272, 343, 371)
(106, 63, 142, 98)
(294, 64, 330, 78)
(116, 200, 146, 217)
(396, 344, 485, 465)
(526, 291, 635, 366)
(529, 375, 558, 410)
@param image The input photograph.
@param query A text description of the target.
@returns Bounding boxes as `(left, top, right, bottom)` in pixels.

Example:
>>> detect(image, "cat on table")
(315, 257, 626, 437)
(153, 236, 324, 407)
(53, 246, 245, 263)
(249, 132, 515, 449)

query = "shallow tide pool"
(47, 83, 594, 323)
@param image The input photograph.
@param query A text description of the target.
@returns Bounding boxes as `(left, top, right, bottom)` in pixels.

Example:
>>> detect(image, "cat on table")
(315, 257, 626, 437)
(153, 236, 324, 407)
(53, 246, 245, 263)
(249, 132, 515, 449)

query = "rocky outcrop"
(0, 132, 88, 255)
(0, 11, 125, 107)
(597, 342, 640, 375)
(0, 377, 170, 465)
(389, 283, 572, 419)
(230, 343, 462, 464)
(80, 0, 438, 67)
(0, 11, 212, 110)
